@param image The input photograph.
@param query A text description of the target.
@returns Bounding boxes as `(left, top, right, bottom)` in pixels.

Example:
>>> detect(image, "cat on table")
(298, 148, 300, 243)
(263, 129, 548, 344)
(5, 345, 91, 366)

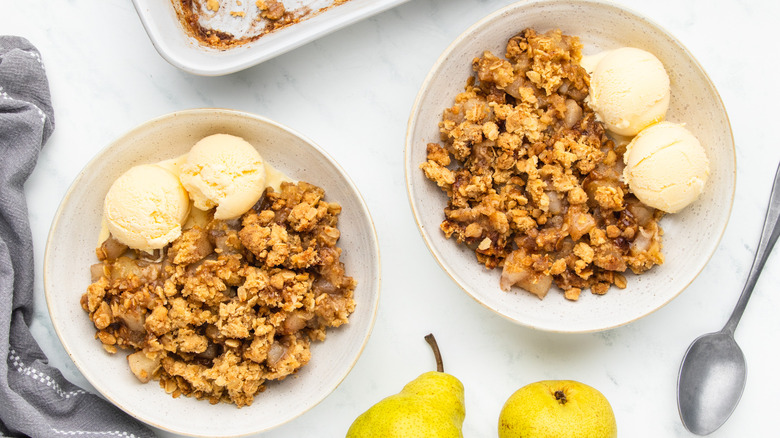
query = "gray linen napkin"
(0, 36, 154, 438)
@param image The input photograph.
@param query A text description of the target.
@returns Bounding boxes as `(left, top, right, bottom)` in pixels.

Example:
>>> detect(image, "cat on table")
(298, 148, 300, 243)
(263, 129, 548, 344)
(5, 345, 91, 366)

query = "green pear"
(346, 334, 465, 438)
(498, 380, 617, 438)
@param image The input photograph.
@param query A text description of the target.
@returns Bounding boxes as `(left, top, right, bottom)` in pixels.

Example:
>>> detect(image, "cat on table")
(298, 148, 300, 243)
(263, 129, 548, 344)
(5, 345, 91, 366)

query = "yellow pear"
(498, 380, 617, 438)
(346, 334, 465, 438)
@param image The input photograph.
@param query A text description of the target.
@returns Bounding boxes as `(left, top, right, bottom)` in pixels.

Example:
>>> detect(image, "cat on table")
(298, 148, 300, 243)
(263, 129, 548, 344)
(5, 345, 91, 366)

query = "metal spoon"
(677, 162, 780, 435)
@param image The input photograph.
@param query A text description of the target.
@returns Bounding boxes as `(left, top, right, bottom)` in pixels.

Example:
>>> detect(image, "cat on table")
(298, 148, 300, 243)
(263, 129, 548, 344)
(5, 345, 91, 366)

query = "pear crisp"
(420, 29, 664, 300)
(82, 181, 356, 407)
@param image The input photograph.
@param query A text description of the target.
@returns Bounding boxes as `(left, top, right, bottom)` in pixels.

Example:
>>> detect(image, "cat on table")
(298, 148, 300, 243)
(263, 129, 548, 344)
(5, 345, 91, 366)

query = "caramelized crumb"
(82, 182, 355, 407)
(421, 28, 664, 299)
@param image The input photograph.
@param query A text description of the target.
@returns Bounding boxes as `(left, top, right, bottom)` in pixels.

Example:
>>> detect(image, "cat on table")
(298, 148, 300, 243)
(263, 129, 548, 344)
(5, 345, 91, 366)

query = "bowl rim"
(403, 0, 736, 333)
(43, 108, 382, 436)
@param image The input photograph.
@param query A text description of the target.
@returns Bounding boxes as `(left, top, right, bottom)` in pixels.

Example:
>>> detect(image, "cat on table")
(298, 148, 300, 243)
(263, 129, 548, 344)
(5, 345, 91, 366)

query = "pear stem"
(424, 333, 444, 373)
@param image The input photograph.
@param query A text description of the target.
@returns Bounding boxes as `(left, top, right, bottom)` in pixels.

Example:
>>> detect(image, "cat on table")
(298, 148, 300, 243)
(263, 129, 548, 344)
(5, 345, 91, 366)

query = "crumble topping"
(82, 181, 356, 406)
(420, 29, 664, 300)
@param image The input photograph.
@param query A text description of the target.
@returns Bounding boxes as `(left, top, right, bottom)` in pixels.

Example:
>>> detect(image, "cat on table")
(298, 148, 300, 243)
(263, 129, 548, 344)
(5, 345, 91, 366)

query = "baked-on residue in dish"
(176, 0, 353, 49)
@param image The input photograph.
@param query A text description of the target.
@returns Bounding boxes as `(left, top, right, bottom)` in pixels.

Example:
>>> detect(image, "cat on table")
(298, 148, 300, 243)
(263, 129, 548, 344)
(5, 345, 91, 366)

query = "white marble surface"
(4, 0, 780, 436)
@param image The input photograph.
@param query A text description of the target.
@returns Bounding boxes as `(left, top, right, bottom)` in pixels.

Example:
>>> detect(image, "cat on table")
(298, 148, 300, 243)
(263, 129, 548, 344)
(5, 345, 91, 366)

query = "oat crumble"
(420, 29, 664, 300)
(82, 181, 356, 406)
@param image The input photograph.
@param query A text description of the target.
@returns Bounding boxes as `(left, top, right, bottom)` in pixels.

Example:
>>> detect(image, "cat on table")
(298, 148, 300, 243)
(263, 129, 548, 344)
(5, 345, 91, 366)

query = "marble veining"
(4, 0, 780, 436)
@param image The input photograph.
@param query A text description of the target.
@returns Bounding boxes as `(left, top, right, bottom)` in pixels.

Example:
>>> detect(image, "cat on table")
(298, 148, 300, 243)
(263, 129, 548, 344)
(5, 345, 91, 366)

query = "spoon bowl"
(678, 331, 746, 435)
(677, 162, 780, 434)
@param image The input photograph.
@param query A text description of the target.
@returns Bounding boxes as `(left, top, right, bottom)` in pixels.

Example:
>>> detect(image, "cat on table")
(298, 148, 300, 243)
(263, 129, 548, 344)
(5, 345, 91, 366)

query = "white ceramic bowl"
(132, 0, 410, 76)
(405, 0, 735, 333)
(44, 109, 380, 436)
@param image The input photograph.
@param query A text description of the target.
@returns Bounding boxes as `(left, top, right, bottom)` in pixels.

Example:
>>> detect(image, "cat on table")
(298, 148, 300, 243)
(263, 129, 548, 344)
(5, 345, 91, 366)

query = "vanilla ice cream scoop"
(588, 47, 670, 137)
(104, 164, 190, 251)
(179, 133, 266, 220)
(623, 122, 710, 213)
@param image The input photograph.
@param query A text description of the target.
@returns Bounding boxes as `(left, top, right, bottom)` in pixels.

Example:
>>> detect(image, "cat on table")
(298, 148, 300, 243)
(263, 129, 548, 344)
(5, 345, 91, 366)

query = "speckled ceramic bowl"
(405, 0, 735, 333)
(44, 109, 380, 436)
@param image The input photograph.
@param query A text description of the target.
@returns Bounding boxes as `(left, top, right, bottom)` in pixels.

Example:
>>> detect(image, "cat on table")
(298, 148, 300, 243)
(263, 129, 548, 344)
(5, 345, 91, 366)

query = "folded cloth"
(0, 37, 154, 438)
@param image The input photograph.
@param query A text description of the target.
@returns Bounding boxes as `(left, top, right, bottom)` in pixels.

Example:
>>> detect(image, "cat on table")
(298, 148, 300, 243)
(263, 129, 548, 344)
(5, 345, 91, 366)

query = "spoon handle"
(723, 162, 780, 334)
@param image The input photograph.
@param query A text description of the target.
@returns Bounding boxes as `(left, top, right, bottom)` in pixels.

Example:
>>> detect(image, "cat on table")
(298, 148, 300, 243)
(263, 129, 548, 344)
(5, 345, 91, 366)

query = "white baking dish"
(132, 0, 410, 76)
